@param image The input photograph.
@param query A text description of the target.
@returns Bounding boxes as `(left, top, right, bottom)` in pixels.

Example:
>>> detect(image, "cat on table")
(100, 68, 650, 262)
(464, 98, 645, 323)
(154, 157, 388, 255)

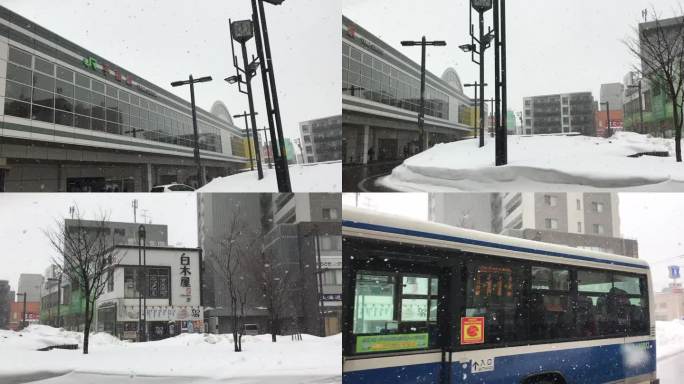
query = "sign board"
(471, 357, 495, 373)
(355, 333, 428, 354)
(461, 317, 485, 345)
(669, 265, 681, 279)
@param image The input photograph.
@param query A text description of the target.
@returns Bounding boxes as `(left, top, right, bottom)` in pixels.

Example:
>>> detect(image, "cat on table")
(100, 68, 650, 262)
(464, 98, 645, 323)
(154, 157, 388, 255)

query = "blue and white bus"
(342, 208, 659, 384)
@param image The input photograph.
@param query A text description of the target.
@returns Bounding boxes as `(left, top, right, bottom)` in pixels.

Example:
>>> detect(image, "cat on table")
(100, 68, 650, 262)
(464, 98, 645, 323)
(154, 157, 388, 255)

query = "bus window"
(353, 273, 395, 334)
(529, 266, 573, 341)
(465, 261, 525, 345)
(353, 271, 440, 354)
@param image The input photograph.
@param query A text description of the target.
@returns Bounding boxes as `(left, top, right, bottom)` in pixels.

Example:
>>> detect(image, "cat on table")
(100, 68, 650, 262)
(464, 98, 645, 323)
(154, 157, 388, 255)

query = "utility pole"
(601, 101, 612, 138)
(258, 126, 273, 169)
(234, 111, 258, 172)
(494, 0, 508, 166)
(132, 199, 138, 224)
(17, 292, 26, 330)
(401, 37, 446, 152)
(464, 82, 488, 141)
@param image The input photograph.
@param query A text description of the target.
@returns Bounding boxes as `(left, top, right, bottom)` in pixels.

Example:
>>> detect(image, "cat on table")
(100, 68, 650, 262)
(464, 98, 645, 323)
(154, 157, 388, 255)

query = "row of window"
(351, 254, 649, 354)
(4, 45, 227, 153)
(120, 267, 171, 299)
(342, 42, 450, 120)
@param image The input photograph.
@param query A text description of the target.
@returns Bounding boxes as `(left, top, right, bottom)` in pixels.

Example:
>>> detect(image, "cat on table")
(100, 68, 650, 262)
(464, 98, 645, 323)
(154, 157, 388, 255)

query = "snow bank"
(199, 160, 341, 192)
(379, 133, 684, 191)
(0, 325, 341, 381)
(657, 320, 684, 361)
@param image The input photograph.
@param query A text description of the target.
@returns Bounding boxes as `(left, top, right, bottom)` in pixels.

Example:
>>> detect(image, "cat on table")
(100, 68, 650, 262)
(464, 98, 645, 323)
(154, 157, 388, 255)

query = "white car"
(150, 183, 195, 192)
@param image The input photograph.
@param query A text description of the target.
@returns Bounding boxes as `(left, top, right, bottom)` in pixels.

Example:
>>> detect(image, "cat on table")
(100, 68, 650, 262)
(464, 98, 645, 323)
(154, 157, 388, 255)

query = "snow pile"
(379, 133, 684, 191)
(0, 325, 341, 382)
(199, 160, 341, 192)
(657, 319, 684, 361)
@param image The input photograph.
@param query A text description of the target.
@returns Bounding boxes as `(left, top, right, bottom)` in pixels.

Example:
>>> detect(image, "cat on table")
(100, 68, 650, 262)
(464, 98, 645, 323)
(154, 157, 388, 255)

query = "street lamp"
(400, 37, 447, 152)
(47, 276, 62, 328)
(170, 75, 213, 188)
(228, 18, 264, 180)
(601, 101, 612, 138)
(464, 82, 488, 142)
(251, 0, 292, 192)
(137, 224, 147, 342)
(628, 78, 645, 134)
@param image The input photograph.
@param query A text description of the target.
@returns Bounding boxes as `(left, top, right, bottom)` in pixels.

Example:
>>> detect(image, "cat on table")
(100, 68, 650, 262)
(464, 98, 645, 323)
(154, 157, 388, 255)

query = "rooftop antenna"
(68, 205, 75, 219)
(642, 9, 648, 22)
(141, 209, 151, 224)
(132, 199, 138, 223)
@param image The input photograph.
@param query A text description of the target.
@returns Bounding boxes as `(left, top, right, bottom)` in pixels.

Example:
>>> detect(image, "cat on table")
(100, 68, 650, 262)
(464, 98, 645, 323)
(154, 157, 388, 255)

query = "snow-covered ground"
(199, 161, 341, 192)
(657, 320, 684, 384)
(378, 133, 684, 191)
(0, 325, 341, 383)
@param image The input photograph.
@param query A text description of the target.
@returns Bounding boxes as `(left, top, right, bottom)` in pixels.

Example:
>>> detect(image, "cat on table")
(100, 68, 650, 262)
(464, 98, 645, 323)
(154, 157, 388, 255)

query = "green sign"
(356, 333, 428, 353)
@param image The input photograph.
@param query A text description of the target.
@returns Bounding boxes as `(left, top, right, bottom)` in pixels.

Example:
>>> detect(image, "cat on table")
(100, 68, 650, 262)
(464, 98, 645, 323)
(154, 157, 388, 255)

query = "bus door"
(343, 237, 454, 384)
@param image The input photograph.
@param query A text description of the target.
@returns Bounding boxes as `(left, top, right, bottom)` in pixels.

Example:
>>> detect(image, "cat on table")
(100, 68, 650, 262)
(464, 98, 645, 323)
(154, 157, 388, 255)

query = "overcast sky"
(0, 194, 198, 292)
(0, 0, 340, 141)
(342, 192, 684, 292)
(344, 0, 683, 115)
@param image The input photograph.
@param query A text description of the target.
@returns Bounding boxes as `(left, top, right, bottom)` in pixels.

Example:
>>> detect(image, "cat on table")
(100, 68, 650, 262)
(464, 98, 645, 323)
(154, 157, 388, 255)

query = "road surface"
(3, 372, 341, 384)
(658, 351, 684, 384)
(342, 161, 401, 192)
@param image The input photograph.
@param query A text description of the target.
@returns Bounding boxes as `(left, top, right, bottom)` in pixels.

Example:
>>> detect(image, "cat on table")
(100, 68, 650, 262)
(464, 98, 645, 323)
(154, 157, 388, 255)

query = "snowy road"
(5, 372, 341, 384)
(658, 351, 684, 384)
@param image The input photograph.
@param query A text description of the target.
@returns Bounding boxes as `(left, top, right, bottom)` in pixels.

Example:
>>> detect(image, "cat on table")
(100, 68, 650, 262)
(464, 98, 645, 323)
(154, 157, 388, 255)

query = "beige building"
(654, 285, 684, 321)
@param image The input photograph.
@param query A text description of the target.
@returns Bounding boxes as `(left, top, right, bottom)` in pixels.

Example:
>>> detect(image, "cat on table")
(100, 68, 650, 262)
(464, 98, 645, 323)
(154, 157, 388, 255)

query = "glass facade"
(342, 42, 449, 120)
(4, 45, 225, 153)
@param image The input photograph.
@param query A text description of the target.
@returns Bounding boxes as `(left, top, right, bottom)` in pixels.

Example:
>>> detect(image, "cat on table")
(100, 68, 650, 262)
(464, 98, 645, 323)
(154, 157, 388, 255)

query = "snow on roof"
(343, 206, 649, 271)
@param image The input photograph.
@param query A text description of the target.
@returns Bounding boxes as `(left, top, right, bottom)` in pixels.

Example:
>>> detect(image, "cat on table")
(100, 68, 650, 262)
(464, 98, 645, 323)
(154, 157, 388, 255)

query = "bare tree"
(45, 207, 120, 354)
(206, 210, 259, 352)
(254, 248, 293, 343)
(626, 8, 684, 161)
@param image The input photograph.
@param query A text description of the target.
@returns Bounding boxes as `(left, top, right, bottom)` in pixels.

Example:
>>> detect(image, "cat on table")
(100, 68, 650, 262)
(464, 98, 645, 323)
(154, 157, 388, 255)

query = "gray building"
(17, 274, 43, 302)
(0, 5, 248, 192)
(0, 280, 10, 329)
(299, 115, 342, 163)
(430, 192, 638, 257)
(342, 16, 476, 164)
(523, 92, 596, 135)
(600, 83, 624, 111)
(265, 193, 342, 336)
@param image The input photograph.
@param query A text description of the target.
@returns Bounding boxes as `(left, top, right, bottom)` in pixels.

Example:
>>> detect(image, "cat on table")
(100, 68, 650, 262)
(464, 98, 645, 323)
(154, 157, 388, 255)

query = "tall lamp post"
(400, 37, 446, 152)
(170, 75, 213, 188)
(227, 18, 264, 180)
(258, 126, 273, 168)
(461, 0, 493, 149)
(251, 0, 292, 192)
(464, 82, 488, 140)
(493, 0, 509, 166)
(47, 275, 62, 328)
(233, 111, 259, 171)
(628, 78, 645, 134)
(137, 224, 147, 342)
(601, 101, 612, 138)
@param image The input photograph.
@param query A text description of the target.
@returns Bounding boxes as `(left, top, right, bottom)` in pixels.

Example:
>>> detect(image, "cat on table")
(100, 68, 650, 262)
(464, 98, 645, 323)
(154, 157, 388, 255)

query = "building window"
(593, 224, 605, 235)
(525, 119, 532, 126)
(545, 218, 559, 230)
(592, 202, 604, 213)
(544, 195, 558, 207)
(107, 270, 114, 292)
(124, 267, 170, 298)
(576, 199, 581, 210)
(322, 208, 339, 219)
(577, 222, 582, 233)
(323, 270, 342, 285)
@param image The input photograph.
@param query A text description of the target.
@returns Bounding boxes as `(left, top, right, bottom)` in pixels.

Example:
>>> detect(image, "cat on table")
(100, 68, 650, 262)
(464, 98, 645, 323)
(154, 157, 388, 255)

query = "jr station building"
(0, 5, 248, 192)
(342, 16, 479, 165)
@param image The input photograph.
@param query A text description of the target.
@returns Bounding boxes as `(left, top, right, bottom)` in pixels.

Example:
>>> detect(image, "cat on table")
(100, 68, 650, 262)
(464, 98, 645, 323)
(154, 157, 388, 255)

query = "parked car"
(150, 183, 195, 192)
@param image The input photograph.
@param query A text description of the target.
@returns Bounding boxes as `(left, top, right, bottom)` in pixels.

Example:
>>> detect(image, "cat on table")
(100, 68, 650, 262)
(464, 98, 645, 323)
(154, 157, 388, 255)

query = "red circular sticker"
(467, 325, 479, 337)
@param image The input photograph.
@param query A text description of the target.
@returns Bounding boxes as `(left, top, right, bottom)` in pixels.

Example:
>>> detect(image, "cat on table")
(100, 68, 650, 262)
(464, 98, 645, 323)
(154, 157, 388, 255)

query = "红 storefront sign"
(346, 23, 383, 56)
(179, 253, 192, 297)
(82, 56, 157, 98)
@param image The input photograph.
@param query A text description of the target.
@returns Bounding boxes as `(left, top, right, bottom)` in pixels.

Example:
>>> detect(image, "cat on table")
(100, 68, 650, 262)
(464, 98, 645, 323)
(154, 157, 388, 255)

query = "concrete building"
(342, 16, 478, 165)
(522, 92, 596, 135)
(428, 193, 502, 233)
(95, 245, 203, 341)
(17, 273, 43, 302)
(600, 83, 625, 111)
(430, 192, 638, 257)
(655, 283, 684, 321)
(0, 280, 10, 329)
(597, 83, 625, 137)
(265, 193, 342, 336)
(299, 115, 342, 163)
(8, 300, 40, 330)
(0, 5, 248, 192)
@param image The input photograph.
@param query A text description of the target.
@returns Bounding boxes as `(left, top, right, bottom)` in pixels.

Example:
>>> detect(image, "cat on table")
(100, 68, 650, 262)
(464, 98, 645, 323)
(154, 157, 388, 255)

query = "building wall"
(17, 273, 43, 302)
(428, 193, 497, 232)
(300, 115, 342, 163)
(8, 301, 40, 330)
(655, 288, 684, 321)
(523, 92, 596, 135)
